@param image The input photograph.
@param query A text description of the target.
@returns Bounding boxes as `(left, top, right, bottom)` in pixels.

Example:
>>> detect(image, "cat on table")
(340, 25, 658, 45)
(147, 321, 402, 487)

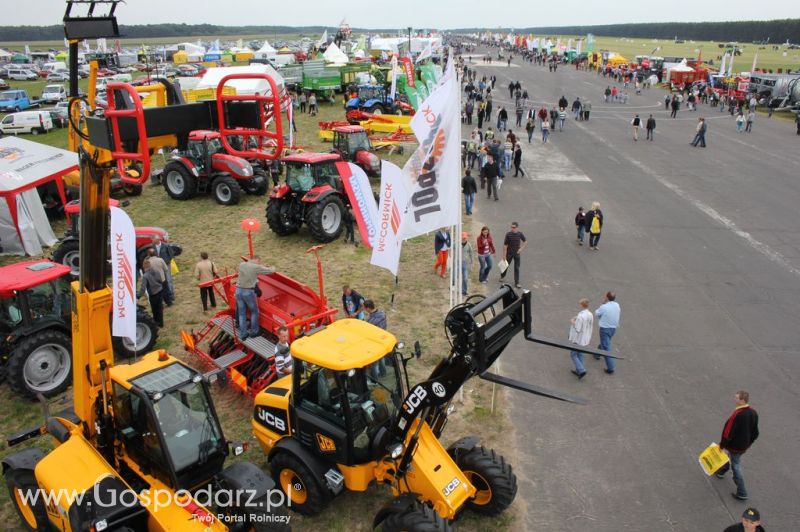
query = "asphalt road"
(460, 52, 800, 531)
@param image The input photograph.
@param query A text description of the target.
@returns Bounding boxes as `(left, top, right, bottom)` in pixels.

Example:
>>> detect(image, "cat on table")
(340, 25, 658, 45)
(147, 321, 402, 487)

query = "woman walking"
(476, 226, 496, 284)
(541, 118, 550, 143)
(585, 202, 604, 250)
(193, 251, 218, 311)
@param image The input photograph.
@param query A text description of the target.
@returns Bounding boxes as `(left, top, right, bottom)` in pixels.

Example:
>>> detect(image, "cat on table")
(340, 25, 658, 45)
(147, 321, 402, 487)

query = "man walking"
(483, 154, 499, 201)
(461, 169, 477, 216)
(151, 236, 175, 305)
(594, 291, 620, 374)
(137, 258, 164, 328)
(631, 114, 642, 141)
(236, 256, 275, 339)
(500, 221, 527, 288)
(193, 251, 217, 311)
(691, 117, 707, 147)
(433, 228, 451, 278)
(512, 144, 525, 177)
(716, 390, 759, 501)
(723, 508, 765, 532)
(569, 298, 593, 379)
(646, 114, 656, 141)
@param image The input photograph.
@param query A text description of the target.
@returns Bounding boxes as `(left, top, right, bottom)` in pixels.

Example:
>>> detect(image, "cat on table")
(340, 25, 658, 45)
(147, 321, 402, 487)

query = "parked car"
(0, 78, 9, 90)
(45, 71, 69, 82)
(48, 108, 69, 128)
(0, 110, 54, 135)
(6, 68, 38, 81)
(41, 84, 67, 103)
(95, 68, 115, 77)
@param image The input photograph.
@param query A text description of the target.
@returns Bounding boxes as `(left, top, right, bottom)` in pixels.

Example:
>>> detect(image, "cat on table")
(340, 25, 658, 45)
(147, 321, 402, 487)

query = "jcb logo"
(402, 386, 427, 415)
(257, 407, 286, 432)
(443, 477, 460, 497)
(316, 433, 336, 453)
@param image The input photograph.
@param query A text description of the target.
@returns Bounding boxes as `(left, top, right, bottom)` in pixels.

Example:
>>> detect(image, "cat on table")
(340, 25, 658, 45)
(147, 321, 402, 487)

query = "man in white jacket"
(569, 298, 594, 379)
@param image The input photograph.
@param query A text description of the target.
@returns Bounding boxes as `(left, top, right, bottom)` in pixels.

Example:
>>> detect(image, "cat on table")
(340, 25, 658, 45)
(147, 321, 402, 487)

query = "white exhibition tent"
(0, 48, 12, 60)
(0, 137, 74, 256)
(254, 41, 277, 60)
(194, 63, 285, 95)
(166, 42, 206, 55)
(322, 42, 349, 64)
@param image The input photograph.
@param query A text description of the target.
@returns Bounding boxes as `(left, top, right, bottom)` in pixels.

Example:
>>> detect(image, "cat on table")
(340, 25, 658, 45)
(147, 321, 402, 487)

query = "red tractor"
(331, 125, 381, 177)
(0, 260, 158, 400)
(51, 199, 182, 277)
(160, 130, 269, 205)
(266, 152, 353, 242)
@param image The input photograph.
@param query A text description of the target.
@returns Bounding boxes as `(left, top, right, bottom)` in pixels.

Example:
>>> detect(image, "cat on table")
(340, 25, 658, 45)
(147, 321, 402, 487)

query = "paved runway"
(460, 52, 800, 531)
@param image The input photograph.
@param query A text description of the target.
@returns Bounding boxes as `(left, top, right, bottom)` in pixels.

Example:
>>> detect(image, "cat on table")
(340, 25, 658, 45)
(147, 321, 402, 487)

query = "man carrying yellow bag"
(714, 390, 760, 501)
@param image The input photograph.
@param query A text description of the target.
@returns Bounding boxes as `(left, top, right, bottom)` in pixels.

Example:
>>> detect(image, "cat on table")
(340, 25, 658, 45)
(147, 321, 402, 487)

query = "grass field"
(0, 93, 517, 530)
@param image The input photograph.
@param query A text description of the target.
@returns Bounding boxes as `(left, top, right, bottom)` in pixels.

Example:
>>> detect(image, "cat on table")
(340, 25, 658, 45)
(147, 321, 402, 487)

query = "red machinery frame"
(182, 245, 337, 397)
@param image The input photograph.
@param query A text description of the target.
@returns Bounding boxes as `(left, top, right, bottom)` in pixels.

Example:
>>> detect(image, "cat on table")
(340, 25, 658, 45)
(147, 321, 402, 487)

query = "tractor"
(51, 198, 182, 277)
(0, 260, 158, 400)
(252, 286, 622, 529)
(3, 5, 290, 529)
(161, 130, 269, 205)
(266, 152, 352, 243)
(331, 125, 381, 177)
(345, 84, 400, 115)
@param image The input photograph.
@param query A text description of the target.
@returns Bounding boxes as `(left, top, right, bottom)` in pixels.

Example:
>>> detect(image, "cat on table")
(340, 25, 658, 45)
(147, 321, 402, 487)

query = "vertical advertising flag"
(390, 55, 398, 100)
(398, 59, 461, 239)
(400, 57, 416, 88)
(110, 207, 137, 343)
(370, 161, 410, 275)
(339, 162, 379, 248)
(587, 33, 595, 52)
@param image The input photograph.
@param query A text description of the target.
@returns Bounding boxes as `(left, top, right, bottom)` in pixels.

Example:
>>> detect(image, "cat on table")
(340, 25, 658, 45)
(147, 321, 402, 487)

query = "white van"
(6, 68, 38, 81)
(41, 84, 67, 103)
(42, 62, 68, 75)
(0, 111, 54, 135)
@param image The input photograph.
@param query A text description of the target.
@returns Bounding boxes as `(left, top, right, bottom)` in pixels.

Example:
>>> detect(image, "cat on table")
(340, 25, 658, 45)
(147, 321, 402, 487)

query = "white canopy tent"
(254, 41, 277, 60)
(0, 49, 12, 60)
(322, 42, 349, 64)
(0, 137, 74, 256)
(194, 64, 285, 95)
(166, 42, 205, 56)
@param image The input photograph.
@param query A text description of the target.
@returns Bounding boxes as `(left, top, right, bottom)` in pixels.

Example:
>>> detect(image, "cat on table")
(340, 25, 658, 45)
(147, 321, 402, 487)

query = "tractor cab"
(287, 320, 404, 464)
(281, 153, 343, 193)
(331, 126, 380, 177)
(0, 261, 72, 335)
(109, 353, 231, 490)
(187, 130, 234, 172)
(253, 320, 404, 463)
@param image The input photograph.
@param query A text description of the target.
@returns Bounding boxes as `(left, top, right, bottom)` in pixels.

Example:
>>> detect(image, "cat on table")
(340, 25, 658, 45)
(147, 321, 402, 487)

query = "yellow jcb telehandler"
(252, 287, 621, 529)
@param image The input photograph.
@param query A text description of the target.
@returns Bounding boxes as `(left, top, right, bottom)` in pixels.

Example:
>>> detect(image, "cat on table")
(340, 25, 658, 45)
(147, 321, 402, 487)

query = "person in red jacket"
(716, 390, 759, 501)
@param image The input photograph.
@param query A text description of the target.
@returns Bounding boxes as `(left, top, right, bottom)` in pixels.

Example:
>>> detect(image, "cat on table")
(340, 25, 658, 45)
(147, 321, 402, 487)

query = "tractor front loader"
(252, 285, 622, 530)
(3, 2, 290, 531)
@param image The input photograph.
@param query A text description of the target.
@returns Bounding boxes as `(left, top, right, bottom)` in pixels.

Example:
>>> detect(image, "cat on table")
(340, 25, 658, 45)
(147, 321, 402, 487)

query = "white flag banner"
(576, 39, 582, 55)
(339, 162, 379, 248)
(370, 161, 410, 275)
(719, 53, 728, 77)
(110, 206, 137, 343)
(398, 58, 460, 239)
(727, 54, 734, 77)
(317, 29, 328, 48)
(415, 42, 433, 64)
(24, 44, 31, 56)
(751, 52, 758, 73)
(390, 55, 398, 100)
(287, 96, 294, 148)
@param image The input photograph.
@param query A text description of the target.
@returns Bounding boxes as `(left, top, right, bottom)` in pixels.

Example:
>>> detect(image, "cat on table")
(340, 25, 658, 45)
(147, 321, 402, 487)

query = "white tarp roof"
(194, 64, 285, 95)
(0, 48, 11, 58)
(0, 137, 75, 255)
(255, 41, 277, 59)
(370, 38, 402, 52)
(166, 42, 205, 55)
(323, 42, 349, 64)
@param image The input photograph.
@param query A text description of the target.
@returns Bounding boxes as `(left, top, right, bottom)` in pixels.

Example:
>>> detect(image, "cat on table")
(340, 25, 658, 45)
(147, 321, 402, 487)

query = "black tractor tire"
(455, 446, 517, 516)
(163, 162, 198, 200)
(247, 168, 269, 195)
(269, 452, 327, 516)
(367, 104, 384, 115)
(380, 500, 452, 532)
(122, 183, 143, 196)
(111, 309, 159, 359)
(52, 239, 80, 277)
(307, 195, 345, 243)
(31, 128, 40, 136)
(5, 468, 49, 531)
(7, 329, 72, 400)
(212, 175, 242, 205)
(266, 198, 301, 236)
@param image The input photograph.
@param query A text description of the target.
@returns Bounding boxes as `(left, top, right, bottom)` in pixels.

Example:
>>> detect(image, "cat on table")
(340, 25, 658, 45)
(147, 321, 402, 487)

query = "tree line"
(1, 19, 798, 44)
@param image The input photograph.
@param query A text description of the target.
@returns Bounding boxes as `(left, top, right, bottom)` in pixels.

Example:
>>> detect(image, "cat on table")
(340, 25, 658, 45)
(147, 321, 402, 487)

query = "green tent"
(11, 54, 29, 63)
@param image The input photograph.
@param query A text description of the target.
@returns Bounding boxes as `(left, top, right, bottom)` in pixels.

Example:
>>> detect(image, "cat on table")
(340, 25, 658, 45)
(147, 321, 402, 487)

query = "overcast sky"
(8, 0, 800, 29)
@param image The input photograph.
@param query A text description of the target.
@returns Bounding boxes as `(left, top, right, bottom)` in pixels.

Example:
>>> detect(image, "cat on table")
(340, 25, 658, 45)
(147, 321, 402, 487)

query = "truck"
(0, 89, 41, 112)
(748, 74, 800, 105)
